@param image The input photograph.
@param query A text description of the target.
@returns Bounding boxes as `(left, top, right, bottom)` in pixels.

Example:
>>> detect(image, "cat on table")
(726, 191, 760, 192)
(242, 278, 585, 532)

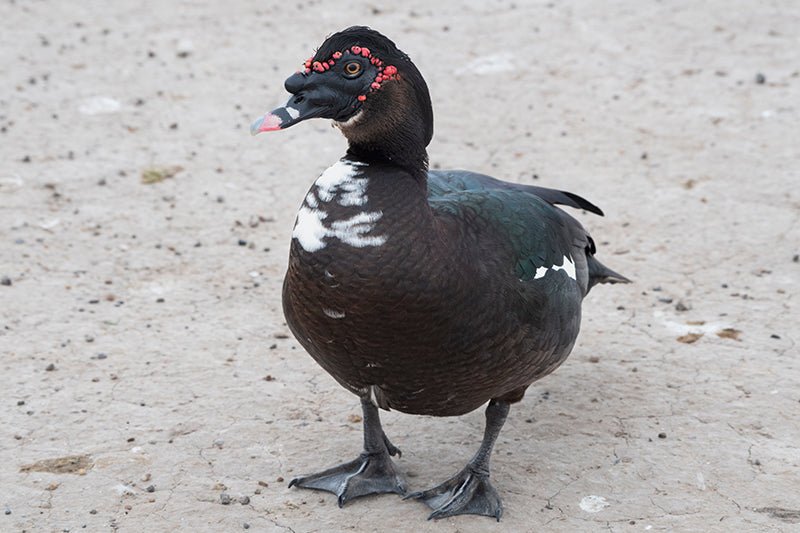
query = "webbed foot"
(289, 398, 406, 506)
(290, 450, 406, 507)
(406, 467, 502, 520)
(406, 399, 511, 521)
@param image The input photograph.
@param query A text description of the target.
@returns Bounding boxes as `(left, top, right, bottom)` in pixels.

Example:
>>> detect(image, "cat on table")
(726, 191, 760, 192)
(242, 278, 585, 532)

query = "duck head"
(252, 26, 434, 171)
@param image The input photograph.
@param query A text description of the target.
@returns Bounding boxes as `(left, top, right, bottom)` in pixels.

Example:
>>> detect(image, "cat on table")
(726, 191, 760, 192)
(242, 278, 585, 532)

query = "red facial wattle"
(301, 46, 398, 103)
(251, 44, 400, 135)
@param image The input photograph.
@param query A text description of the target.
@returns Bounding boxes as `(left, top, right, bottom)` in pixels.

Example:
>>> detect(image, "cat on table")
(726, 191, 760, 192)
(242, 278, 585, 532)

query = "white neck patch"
(533, 254, 577, 281)
(292, 159, 388, 253)
(315, 159, 369, 206)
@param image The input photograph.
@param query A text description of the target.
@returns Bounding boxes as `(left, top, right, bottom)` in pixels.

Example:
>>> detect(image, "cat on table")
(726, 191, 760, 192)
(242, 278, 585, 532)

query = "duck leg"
(289, 397, 406, 506)
(406, 399, 510, 521)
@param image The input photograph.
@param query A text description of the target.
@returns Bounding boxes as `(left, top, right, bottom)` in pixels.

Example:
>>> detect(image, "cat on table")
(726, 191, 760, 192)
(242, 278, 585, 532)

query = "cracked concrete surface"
(2, 1, 799, 531)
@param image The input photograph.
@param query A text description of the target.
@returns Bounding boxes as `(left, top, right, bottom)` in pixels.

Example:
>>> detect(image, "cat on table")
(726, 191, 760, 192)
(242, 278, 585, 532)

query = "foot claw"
(407, 468, 502, 521)
(290, 452, 406, 506)
(384, 434, 402, 458)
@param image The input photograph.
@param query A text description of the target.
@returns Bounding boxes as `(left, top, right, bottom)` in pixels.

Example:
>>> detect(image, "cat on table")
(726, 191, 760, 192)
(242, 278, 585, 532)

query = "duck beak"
(250, 99, 300, 135)
(251, 90, 349, 135)
(251, 71, 334, 135)
(251, 90, 342, 135)
(252, 70, 359, 135)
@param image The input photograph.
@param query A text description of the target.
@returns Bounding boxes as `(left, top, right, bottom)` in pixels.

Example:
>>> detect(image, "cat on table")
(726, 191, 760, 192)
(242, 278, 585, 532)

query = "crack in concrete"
(754, 506, 800, 524)
(269, 517, 298, 533)
(648, 496, 703, 518)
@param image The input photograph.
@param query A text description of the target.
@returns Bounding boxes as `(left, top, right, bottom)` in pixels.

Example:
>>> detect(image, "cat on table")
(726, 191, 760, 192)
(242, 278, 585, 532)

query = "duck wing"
(427, 170, 629, 293)
(428, 169, 604, 216)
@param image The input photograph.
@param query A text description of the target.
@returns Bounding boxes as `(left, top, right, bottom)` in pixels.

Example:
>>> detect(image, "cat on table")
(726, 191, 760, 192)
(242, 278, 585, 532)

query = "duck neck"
(345, 132, 429, 181)
(338, 80, 431, 180)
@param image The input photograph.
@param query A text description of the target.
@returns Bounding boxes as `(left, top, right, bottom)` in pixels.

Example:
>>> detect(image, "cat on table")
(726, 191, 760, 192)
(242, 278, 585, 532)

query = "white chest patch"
(292, 160, 387, 253)
(533, 254, 577, 281)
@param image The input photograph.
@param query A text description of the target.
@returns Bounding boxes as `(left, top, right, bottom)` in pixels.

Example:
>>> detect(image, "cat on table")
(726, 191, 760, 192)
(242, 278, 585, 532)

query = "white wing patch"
(292, 159, 387, 253)
(533, 254, 577, 281)
(323, 308, 346, 319)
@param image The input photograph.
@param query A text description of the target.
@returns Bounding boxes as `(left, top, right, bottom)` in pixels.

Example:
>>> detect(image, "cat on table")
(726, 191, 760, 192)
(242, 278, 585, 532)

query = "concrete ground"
(2, 1, 798, 531)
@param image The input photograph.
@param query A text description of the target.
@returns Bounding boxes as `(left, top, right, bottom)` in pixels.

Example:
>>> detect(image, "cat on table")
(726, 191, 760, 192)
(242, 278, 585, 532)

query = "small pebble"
(176, 38, 193, 58)
(240, 496, 250, 505)
(243, 523, 250, 530)
(658, 432, 667, 439)
(45, 363, 56, 371)
(4, 510, 10, 515)
(146, 485, 155, 493)
(17, 400, 25, 406)
(220, 492, 231, 505)
(771, 334, 781, 339)
(238, 239, 247, 246)
(97, 353, 107, 359)
(89, 509, 97, 515)
(675, 301, 689, 312)
(755, 73, 766, 84)
(1, 276, 11, 286)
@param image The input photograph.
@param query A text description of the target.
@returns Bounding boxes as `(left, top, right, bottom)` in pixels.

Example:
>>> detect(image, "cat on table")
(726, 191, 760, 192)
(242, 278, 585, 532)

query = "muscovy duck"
(251, 26, 629, 521)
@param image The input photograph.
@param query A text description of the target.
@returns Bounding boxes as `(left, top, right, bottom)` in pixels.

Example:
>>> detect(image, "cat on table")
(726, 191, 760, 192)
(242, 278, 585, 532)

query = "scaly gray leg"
(406, 399, 510, 521)
(289, 398, 406, 507)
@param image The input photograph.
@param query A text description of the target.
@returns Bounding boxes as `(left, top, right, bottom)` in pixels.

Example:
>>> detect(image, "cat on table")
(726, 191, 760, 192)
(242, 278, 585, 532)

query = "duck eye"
(344, 61, 362, 78)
